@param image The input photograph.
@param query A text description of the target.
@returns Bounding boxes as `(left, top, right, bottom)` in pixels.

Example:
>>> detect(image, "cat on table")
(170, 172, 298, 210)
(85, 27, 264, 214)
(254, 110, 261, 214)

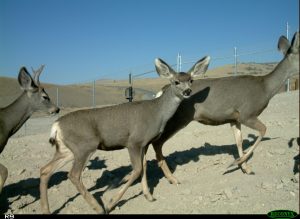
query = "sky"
(0, 0, 299, 85)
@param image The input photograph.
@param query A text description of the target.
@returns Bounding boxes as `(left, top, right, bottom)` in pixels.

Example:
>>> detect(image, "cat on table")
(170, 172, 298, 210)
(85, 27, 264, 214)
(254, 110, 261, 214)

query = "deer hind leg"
(118, 146, 149, 186)
(152, 140, 180, 185)
(0, 163, 8, 194)
(141, 144, 155, 202)
(40, 144, 74, 214)
(105, 146, 143, 213)
(68, 150, 105, 214)
(229, 118, 266, 169)
(230, 122, 253, 174)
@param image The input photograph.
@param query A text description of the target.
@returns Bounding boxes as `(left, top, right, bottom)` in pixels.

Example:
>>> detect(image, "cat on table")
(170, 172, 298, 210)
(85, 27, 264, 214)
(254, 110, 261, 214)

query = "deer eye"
(190, 79, 194, 83)
(42, 95, 50, 101)
(175, 81, 180, 85)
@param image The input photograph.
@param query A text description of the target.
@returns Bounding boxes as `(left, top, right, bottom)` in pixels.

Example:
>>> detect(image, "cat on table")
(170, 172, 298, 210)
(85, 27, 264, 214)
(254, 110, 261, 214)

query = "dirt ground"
(0, 90, 299, 215)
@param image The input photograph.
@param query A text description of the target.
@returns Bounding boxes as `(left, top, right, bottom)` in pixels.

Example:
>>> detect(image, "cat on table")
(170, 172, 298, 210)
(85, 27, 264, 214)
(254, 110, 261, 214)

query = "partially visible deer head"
(18, 65, 60, 114)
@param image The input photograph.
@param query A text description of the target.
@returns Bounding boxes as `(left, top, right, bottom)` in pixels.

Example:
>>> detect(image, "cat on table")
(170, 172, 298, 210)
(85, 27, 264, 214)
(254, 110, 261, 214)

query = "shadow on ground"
(0, 134, 272, 214)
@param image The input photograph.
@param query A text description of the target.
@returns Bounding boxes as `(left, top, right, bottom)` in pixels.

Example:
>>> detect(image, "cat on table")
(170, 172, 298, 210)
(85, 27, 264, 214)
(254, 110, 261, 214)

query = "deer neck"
(156, 86, 182, 126)
(1, 92, 34, 137)
(264, 57, 293, 99)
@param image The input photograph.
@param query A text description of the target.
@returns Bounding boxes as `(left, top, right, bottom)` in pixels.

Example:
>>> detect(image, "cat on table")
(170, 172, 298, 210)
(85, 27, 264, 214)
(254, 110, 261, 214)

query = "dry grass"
(1, 63, 298, 109)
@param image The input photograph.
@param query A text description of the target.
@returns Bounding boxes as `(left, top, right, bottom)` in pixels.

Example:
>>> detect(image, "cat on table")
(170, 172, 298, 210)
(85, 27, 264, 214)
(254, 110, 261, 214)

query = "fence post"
(177, 53, 182, 72)
(295, 79, 299, 90)
(286, 22, 290, 92)
(92, 80, 95, 108)
(234, 47, 237, 76)
(128, 73, 133, 102)
(56, 87, 59, 107)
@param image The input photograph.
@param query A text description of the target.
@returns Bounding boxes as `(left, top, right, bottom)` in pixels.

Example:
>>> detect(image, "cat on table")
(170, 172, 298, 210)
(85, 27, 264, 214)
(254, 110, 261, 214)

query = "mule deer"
(0, 65, 60, 193)
(151, 32, 299, 184)
(39, 56, 210, 214)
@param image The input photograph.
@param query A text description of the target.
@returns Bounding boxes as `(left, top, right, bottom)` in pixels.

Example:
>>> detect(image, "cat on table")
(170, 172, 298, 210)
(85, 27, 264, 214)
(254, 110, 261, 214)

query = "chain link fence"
(46, 47, 298, 110)
(4, 47, 298, 137)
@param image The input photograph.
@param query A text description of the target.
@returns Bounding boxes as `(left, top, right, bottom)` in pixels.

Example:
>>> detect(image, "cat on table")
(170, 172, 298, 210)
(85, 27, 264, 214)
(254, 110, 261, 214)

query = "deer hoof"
(95, 207, 106, 214)
(228, 158, 240, 168)
(167, 176, 180, 185)
(41, 210, 51, 215)
(104, 206, 111, 214)
(241, 165, 255, 175)
(144, 193, 156, 202)
(105, 201, 114, 213)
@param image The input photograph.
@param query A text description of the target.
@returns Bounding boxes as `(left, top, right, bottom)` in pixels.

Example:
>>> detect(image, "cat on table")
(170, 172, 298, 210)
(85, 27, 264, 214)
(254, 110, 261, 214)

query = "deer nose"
(55, 107, 60, 114)
(183, 89, 192, 96)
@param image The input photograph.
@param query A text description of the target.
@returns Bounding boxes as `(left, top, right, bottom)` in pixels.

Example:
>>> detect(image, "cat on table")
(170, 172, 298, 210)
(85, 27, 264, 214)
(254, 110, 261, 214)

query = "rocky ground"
(0, 90, 299, 215)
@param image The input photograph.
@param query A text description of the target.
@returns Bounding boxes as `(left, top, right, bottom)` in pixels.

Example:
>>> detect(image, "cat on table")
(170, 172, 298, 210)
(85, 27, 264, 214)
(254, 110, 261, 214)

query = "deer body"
(0, 66, 59, 194)
(54, 90, 182, 152)
(40, 56, 210, 214)
(151, 32, 299, 184)
(191, 77, 266, 124)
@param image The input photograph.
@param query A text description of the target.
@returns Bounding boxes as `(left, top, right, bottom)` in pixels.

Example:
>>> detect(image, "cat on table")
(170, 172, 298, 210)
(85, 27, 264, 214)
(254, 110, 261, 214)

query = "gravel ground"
(0, 90, 299, 215)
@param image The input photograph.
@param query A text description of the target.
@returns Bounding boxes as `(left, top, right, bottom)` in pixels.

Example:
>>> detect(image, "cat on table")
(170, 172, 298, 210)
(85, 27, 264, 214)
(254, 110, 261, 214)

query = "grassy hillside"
(0, 62, 298, 109)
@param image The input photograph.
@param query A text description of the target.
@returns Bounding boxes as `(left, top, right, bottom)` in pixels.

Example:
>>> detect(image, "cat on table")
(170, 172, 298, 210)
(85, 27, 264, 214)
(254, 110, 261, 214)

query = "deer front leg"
(152, 141, 180, 185)
(0, 163, 8, 194)
(141, 145, 155, 201)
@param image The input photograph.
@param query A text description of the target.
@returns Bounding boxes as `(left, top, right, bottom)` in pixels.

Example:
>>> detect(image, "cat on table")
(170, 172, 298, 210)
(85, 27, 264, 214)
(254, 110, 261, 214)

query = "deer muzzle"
(183, 89, 192, 97)
(50, 107, 60, 115)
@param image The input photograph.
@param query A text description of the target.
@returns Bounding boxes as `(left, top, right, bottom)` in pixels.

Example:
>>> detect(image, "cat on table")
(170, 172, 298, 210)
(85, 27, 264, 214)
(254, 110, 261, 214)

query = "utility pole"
(234, 47, 237, 76)
(177, 53, 182, 72)
(126, 72, 133, 102)
(56, 87, 59, 107)
(92, 80, 96, 107)
(286, 22, 290, 92)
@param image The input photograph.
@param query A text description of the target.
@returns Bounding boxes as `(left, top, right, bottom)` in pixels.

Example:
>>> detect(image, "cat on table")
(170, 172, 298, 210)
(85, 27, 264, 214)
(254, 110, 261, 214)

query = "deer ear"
(278, 36, 290, 55)
(290, 32, 299, 53)
(188, 56, 210, 78)
(155, 58, 175, 79)
(31, 64, 45, 86)
(18, 67, 38, 91)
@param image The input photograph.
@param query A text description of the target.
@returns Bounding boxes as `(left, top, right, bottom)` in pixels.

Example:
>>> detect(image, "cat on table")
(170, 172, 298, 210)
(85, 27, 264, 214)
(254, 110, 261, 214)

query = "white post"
(92, 80, 95, 108)
(179, 54, 182, 72)
(56, 87, 59, 107)
(286, 22, 290, 92)
(177, 53, 182, 72)
(177, 53, 179, 72)
(234, 47, 237, 76)
(286, 22, 289, 40)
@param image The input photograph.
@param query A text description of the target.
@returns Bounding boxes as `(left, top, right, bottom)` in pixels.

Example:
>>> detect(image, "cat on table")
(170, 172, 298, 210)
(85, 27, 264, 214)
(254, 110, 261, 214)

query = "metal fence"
(12, 45, 299, 137)
(47, 46, 298, 110)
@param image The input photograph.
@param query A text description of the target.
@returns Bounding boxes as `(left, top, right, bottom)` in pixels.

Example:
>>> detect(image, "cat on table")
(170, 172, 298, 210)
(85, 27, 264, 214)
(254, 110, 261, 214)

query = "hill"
(0, 62, 298, 109)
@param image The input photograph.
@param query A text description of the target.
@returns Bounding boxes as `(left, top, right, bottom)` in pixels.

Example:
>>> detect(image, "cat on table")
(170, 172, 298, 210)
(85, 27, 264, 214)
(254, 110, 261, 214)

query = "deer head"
(278, 31, 299, 76)
(155, 56, 210, 99)
(18, 65, 60, 114)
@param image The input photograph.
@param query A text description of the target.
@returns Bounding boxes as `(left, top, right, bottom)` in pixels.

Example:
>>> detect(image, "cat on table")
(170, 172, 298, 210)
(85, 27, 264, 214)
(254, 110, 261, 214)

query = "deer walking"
(0, 65, 60, 193)
(39, 56, 210, 214)
(151, 32, 299, 185)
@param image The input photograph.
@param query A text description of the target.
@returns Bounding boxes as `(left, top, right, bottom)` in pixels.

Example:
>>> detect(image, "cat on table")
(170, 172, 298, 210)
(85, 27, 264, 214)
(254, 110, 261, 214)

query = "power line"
(131, 48, 278, 79)
(76, 47, 279, 82)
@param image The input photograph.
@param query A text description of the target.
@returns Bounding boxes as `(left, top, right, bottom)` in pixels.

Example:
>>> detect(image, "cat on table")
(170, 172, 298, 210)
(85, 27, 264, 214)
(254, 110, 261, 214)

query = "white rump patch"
(155, 90, 163, 98)
(50, 122, 59, 140)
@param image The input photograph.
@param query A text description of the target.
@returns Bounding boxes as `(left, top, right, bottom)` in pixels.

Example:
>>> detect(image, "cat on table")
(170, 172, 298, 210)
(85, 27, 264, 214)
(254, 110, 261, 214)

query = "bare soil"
(0, 90, 299, 215)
